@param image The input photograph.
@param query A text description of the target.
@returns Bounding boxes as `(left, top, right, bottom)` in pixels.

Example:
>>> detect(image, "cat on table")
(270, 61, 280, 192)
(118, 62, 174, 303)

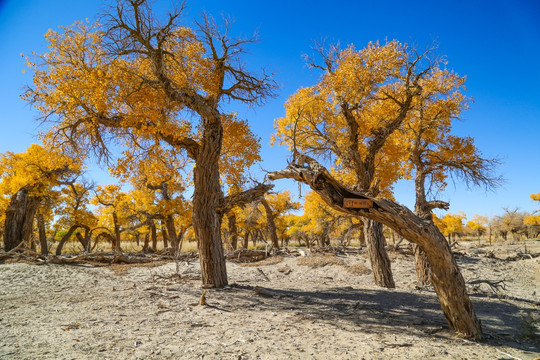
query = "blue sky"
(0, 0, 539, 218)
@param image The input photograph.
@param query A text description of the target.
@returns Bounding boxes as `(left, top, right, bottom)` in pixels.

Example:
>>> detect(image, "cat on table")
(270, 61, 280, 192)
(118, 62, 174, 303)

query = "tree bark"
(243, 231, 250, 249)
(268, 157, 483, 340)
(143, 233, 149, 251)
(36, 212, 48, 255)
(364, 220, 395, 288)
(413, 244, 431, 285)
(56, 225, 80, 255)
(228, 213, 238, 250)
(3, 188, 41, 252)
(165, 215, 178, 252)
(192, 116, 228, 288)
(260, 198, 279, 250)
(150, 221, 157, 251)
(75, 232, 89, 252)
(112, 212, 122, 252)
(161, 223, 169, 248)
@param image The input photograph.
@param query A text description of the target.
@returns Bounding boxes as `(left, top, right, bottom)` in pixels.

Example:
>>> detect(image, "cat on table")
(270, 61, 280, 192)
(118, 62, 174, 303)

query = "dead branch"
(467, 279, 507, 294)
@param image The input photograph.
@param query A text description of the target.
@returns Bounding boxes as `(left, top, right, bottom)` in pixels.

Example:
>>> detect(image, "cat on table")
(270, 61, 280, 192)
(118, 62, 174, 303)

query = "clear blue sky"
(0, 0, 539, 218)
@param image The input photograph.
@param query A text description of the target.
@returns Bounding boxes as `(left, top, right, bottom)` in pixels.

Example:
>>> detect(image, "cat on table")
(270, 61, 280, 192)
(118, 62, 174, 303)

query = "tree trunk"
(364, 220, 395, 288)
(150, 221, 157, 251)
(3, 188, 41, 251)
(75, 232, 89, 252)
(161, 223, 169, 248)
(228, 213, 238, 250)
(243, 231, 250, 249)
(260, 198, 279, 250)
(414, 244, 431, 285)
(112, 212, 122, 252)
(190, 114, 228, 288)
(36, 212, 48, 255)
(268, 158, 483, 339)
(165, 215, 178, 252)
(143, 233, 149, 251)
(55, 225, 80, 255)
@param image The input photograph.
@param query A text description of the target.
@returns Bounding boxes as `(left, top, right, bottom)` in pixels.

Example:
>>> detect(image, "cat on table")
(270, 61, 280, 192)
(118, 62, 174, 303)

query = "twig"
(496, 349, 523, 360)
(257, 267, 270, 281)
(468, 279, 507, 293)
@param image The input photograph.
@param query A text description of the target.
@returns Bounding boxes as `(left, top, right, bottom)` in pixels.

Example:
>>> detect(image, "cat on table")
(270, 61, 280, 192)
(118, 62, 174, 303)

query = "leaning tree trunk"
(192, 117, 228, 288)
(364, 220, 395, 288)
(3, 188, 41, 252)
(36, 212, 48, 255)
(55, 225, 80, 255)
(268, 157, 483, 340)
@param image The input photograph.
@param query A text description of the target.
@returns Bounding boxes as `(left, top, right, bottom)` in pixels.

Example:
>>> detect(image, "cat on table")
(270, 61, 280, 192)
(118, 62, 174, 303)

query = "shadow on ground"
(212, 284, 539, 353)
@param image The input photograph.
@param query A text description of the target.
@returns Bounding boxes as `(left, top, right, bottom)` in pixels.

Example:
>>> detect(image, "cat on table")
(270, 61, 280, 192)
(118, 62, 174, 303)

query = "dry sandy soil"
(1, 241, 539, 360)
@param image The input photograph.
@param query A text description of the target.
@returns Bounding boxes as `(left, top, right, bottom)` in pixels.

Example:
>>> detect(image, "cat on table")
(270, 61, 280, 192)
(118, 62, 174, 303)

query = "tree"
(270, 40, 485, 338)
(492, 208, 526, 241)
(260, 191, 300, 250)
(435, 212, 466, 242)
(269, 156, 482, 339)
(273, 41, 440, 288)
(54, 180, 98, 254)
(113, 144, 192, 254)
(524, 193, 540, 238)
(467, 214, 488, 239)
(0, 144, 81, 251)
(24, 0, 275, 287)
(403, 64, 500, 284)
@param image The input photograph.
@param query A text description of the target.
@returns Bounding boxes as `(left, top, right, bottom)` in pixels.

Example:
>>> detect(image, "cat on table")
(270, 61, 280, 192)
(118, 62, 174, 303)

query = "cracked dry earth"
(1, 241, 539, 359)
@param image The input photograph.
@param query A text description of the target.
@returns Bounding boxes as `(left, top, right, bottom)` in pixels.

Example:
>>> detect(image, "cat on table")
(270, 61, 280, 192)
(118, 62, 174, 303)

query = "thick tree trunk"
(36, 212, 48, 255)
(268, 158, 483, 340)
(3, 188, 41, 252)
(228, 213, 238, 250)
(414, 244, 431, 285)
(364, 220, 395, 288)
(192, 117, 227, 288)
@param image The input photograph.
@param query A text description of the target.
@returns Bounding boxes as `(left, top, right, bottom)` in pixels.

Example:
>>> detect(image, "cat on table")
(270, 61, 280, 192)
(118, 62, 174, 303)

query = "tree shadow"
(220, 284, 538, 352)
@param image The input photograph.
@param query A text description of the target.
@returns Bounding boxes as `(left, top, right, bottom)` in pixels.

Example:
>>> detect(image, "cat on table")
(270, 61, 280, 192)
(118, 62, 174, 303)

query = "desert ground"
(1, 241, 539, 359)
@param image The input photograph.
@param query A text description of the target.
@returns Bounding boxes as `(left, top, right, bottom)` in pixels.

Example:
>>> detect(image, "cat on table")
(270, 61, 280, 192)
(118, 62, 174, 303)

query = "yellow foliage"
(434, 212, 466, 237)
(0, 143, 82, 198)
(272, 41, 444, 196)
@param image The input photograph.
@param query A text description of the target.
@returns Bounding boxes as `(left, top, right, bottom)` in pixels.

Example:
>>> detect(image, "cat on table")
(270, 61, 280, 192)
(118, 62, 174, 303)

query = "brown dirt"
(1, 241, 539, 359)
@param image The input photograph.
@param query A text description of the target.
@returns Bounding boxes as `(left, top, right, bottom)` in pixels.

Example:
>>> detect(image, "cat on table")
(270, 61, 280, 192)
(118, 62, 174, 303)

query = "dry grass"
(297, 254, 345, 268)
(346, 263, 371, 275)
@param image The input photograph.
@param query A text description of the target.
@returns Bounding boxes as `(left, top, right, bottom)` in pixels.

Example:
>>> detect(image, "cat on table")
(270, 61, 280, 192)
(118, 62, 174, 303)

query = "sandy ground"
(1, 241, 539, 360)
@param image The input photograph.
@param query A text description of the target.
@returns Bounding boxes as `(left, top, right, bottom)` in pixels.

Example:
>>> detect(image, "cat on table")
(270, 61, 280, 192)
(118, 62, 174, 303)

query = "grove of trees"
(2, 0, 538, 341)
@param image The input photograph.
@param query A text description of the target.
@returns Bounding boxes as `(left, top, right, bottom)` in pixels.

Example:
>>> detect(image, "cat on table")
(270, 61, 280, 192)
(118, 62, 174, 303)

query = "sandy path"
(1, 242, 539, 359)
